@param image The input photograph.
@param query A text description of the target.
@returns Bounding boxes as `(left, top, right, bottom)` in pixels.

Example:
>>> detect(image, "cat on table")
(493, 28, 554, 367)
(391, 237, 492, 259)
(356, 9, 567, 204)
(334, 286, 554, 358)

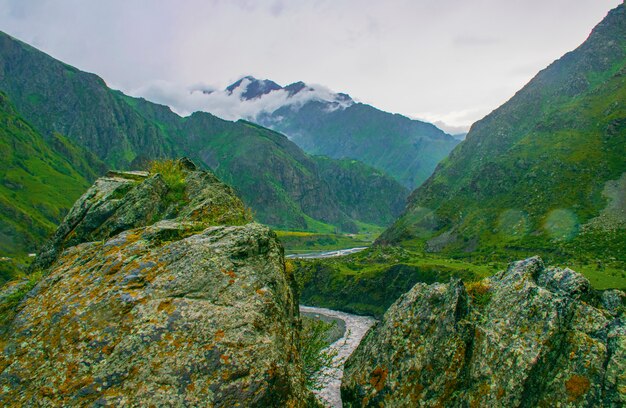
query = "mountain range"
(0, 31, 409, 259)
(201, 75, 460, 188)
(0, 3, 625, 406)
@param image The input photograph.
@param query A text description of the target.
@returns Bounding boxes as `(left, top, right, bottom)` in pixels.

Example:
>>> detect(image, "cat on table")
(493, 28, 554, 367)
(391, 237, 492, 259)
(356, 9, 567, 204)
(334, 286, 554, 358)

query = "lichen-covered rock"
(32, 158, 251, 271)
(0, 221, 312, 406)
(341, 257, 626, 407)
(0, 159, 316, 406)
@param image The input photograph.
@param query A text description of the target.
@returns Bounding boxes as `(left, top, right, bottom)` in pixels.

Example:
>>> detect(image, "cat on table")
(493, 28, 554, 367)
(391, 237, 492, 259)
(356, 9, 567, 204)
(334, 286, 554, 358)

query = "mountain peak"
(284, 81, 309, 96)
(224, 77, 353, 104)
(225, 76, 282, 100)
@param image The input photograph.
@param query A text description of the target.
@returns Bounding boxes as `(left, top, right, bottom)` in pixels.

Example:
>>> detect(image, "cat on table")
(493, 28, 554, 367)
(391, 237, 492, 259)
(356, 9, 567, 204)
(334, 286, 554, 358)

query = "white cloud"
(127, 77, 354, 120)
(411, 107, 495, 133)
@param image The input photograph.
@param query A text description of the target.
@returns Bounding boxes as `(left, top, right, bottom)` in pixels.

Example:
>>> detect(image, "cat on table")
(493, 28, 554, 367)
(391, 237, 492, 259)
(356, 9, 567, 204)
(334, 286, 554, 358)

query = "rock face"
(0, 159, 314, 406)
(341, 257, 626, 407)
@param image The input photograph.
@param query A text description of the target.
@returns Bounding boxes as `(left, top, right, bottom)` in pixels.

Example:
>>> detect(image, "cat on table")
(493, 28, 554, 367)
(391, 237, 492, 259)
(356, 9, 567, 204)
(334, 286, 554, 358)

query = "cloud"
(432, 121, 470, 135)
(0, 0, 620, 132)
(452, 35, 500, 47)
(127, 77, 353, 121)
(411, 107, 494, 133)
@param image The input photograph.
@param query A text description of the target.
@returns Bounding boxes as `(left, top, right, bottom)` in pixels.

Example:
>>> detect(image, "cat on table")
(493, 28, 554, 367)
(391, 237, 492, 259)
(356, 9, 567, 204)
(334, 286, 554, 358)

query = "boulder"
(32, 158, 250, 271)
(0, 159, 315, 406)
(341, 257, 626, 407)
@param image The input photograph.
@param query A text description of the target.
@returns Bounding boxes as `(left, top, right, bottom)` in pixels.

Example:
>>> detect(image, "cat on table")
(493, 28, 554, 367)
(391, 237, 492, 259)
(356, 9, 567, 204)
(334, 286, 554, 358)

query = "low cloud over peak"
(128, 76, 354, 121)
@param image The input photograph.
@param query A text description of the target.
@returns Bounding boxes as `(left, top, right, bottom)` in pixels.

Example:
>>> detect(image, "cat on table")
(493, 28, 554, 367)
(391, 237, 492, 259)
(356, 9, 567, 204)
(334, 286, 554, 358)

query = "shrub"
(300, 316, 338, 390)
(466, 280, 493, 308)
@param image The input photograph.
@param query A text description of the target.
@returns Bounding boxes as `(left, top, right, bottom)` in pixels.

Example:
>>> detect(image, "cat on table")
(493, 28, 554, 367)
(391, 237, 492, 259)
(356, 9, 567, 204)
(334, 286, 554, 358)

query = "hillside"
(380, 4, 626, 265)
(123, 96, 409, 231)
(0, 31, 408, 255)
(0, 92, 102, 266)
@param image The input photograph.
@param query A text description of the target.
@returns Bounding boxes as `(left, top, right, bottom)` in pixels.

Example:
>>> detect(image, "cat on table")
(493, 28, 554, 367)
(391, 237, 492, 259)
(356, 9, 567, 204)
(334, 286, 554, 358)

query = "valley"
(0, 2, 624, 407)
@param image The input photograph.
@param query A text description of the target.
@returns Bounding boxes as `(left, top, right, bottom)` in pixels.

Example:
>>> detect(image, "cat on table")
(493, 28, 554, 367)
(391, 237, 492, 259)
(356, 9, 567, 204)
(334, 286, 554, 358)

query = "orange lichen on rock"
(157, 299, 174, 314)
(370, 366, 388, 392)
(565, 375, 591, 402)
(214, 329, 225, 342)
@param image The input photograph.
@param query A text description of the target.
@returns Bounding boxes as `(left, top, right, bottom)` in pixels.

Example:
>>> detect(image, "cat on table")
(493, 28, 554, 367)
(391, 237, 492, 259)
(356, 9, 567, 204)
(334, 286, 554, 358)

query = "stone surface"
(1, 222, 310, 406)
(341, 257, 626, 407)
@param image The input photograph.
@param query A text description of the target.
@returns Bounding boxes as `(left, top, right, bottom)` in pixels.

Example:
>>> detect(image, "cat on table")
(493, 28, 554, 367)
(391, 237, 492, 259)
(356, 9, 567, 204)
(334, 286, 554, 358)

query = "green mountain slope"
(122, 96, 409, 231)
(0, 31, 408, 249)
(380, 4, 626, 265)
(0, 33, 175, 168)
(255, 89, 460, 189)
(0, 92, 94, 261)
(312, 156, 407, 226)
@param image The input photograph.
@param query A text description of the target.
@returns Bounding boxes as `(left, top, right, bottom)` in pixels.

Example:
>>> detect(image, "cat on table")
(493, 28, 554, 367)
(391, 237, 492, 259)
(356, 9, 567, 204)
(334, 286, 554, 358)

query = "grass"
(559, 263, 626, 290)
(323, 247, 497, 279)
(149, 159, 188, 209)
(276, 221, 386, 253)
(293, 246, 499, 318)
(294, 240, 625, 320)
(276, 231, 372, 253)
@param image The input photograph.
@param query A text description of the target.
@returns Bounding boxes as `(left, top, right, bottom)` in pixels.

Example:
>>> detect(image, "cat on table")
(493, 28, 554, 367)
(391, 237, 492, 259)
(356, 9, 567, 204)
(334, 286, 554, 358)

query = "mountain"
(379, 4, 626, 264)
(225, 75, 283, 99)
(0, 30, 408, 257)
(123, 98, 408, 232)
(312, 156, 407, 226)
(0, 92, 104, 262)
(0, 33, 176, 169)
(222, 76, 460, 188)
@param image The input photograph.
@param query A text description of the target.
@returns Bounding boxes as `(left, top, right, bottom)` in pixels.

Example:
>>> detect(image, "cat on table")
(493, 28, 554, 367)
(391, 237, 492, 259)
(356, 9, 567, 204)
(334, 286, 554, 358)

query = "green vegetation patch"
(149, 159, 188, 209)
(277, 231, 372, 253)
(0, 269, 43, 332)
(294, 246, 497, 318)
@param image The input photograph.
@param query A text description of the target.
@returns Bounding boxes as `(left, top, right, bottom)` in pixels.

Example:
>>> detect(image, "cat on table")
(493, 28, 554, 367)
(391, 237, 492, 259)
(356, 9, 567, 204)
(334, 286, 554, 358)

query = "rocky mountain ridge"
(209, 75, 459, 189)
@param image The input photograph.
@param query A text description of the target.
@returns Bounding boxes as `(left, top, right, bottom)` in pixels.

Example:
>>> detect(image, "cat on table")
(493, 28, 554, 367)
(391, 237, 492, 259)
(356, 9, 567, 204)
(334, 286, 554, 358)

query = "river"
(299, 305, 376, 408)
(286, 247, 368, 259)
(292, 246, 377, 407)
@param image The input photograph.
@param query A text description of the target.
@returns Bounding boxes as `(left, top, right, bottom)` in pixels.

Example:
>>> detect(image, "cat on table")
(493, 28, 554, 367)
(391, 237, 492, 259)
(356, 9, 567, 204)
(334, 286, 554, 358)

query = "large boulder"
(341, 257, 626, 407)
(32, 158, 250, 271)
(0, 160, 314, 406)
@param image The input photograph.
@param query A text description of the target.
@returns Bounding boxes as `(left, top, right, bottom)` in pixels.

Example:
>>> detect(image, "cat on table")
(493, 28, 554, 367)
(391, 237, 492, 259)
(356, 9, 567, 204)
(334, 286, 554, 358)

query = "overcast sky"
(0, 0, 621, 133)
